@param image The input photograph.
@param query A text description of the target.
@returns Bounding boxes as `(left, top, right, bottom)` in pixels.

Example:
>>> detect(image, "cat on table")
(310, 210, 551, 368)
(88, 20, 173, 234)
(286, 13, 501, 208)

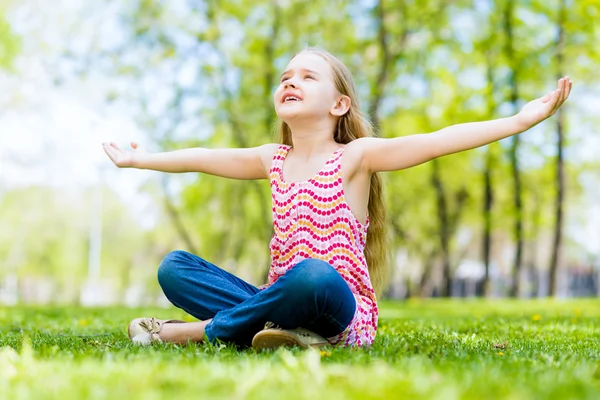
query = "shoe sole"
(252, 330, 328, 350)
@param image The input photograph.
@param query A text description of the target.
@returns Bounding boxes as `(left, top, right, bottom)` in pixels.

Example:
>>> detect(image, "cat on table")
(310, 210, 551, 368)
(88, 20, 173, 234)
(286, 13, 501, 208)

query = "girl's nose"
(284, 78, 298, 89)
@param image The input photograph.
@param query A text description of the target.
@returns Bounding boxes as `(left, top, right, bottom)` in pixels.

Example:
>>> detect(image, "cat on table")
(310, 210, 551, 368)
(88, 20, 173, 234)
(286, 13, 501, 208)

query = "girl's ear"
(331, 95, 351, 117)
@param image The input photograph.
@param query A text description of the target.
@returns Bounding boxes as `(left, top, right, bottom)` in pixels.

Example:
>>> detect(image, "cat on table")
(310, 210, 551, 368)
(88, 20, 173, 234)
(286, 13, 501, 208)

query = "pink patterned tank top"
(261, 144, 378, 347)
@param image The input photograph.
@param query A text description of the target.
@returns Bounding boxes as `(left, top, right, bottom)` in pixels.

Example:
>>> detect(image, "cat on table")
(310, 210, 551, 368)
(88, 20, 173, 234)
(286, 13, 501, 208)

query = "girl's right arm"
(102, 142, 280, 180)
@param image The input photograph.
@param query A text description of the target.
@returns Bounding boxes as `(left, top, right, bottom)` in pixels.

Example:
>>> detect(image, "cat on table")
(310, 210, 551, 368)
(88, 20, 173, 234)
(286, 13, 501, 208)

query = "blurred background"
(0, 0, 598, 306)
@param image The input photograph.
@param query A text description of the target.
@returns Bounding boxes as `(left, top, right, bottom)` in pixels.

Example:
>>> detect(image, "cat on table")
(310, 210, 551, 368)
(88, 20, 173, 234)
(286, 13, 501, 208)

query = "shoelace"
(264, 321, 281, 330)
(137, 317, 163, 342)
(139, 317, 161, 334)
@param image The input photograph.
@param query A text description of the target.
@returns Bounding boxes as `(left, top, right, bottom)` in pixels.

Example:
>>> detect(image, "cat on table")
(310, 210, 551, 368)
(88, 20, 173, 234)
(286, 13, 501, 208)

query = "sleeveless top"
(260, 144, 378, 347)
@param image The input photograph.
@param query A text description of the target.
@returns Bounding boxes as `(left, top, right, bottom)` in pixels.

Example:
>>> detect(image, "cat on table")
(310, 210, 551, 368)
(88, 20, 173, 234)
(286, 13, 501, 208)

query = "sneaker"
(127, 317, 185, 345)
(251, 321, 329, 350)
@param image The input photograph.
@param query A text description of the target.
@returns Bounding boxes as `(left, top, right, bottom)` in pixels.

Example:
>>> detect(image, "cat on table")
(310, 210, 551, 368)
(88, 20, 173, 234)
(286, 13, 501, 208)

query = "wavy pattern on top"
(263, 144, 378, 347)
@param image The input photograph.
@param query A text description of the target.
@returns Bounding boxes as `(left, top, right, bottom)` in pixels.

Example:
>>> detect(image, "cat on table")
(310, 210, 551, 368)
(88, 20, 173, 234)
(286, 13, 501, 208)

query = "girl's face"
(274, 52, 341, 123)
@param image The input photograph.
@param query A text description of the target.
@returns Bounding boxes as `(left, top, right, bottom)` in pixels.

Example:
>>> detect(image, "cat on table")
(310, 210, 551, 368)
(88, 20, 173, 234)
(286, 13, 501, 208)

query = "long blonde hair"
(276, 47, 390, 296)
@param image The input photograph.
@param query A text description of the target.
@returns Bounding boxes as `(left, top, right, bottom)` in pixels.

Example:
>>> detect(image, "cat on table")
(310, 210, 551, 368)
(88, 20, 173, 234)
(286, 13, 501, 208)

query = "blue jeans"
(157, 250, 357, 347)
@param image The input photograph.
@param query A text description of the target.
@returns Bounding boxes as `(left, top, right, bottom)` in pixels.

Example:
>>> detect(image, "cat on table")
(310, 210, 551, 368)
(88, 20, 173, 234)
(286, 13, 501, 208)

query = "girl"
(103, 47, 572, 350)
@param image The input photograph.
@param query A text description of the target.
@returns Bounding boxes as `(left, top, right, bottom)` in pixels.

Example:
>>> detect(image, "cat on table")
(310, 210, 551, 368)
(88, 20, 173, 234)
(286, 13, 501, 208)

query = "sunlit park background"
(1, 0, 600, 399)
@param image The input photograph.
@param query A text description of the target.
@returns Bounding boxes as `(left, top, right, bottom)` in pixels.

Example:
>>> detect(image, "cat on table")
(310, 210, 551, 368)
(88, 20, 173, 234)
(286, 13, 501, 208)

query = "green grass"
(1, 299, 600, 399)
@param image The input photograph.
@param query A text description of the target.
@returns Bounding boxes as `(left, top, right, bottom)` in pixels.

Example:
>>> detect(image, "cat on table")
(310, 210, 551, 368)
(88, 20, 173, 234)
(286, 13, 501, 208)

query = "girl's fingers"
(541, 91, 553, 103)
(560, 77, 570, 103)
(131, 142, 138, 149)
(110, 142, 124, 153)
(103, 143, 125, 164)
(551, 89, 562, 111)
(103, 146, 117, 162)
(545, 89, 559, 110)
(560, 78, 568, 103)
(556, 77, 571, 110)
(557, 78, 564, 99)
(556, 78, 563, 97)
(565, 78, 572, 101)
(108, 146, 120, 160)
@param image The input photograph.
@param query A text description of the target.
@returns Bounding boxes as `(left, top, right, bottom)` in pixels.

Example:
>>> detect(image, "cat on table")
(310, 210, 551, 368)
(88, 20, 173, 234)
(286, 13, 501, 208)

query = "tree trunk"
(431, 159, 452, 297)
(504, 0, 524, 298)
(482, 47, 497, 298)
(549, 0, 566, 297)
(528, 190, 542, 297)
(482, 148, 493, 297)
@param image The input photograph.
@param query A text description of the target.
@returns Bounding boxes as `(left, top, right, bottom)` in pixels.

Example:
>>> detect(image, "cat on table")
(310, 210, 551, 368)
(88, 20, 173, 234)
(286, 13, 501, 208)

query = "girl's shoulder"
(343, 138, 369, 176)
(260, 143, 287, 157)
(258, 143, 285, 172)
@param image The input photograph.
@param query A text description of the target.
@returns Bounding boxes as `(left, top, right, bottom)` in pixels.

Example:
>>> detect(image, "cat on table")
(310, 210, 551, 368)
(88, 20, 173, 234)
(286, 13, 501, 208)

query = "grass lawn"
(1, 299, 599, 399)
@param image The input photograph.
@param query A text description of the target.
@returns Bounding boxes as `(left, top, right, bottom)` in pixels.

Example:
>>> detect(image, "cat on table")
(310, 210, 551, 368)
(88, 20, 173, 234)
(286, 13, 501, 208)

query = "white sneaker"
(127, 317, 184, 345)
(252, 321, 329, 350)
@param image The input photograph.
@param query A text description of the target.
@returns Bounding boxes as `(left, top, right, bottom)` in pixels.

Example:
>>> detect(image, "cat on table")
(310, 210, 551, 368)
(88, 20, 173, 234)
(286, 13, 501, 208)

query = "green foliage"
(0, 11, 19, 69)
(1, 300, 600, 399)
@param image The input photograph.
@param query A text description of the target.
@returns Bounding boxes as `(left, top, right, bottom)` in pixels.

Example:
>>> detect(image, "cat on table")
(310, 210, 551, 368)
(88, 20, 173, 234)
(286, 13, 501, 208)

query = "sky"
(1, 0, 599, 261)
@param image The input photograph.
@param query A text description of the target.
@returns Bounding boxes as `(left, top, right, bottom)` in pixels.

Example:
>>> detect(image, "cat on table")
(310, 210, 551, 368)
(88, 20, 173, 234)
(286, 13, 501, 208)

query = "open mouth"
(281, 93, 303, 103)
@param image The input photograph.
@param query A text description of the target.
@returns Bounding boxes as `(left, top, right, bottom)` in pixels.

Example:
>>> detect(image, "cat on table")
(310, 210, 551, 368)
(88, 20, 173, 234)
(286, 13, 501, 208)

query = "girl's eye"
(305, 75, 314, 80)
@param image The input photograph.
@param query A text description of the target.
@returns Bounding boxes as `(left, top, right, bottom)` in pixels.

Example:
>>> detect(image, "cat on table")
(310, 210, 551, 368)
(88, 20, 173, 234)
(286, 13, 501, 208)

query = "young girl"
(103, 47, 571, 350)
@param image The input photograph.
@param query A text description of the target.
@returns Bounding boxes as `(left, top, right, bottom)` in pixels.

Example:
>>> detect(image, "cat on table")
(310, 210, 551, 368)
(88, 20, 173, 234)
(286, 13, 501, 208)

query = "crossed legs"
(147, 250, 356, 347)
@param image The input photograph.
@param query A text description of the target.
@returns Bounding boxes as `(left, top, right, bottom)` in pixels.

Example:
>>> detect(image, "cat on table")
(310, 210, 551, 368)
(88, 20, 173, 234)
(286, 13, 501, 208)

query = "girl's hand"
(516, 76, 572, 130)
(102, 142, 146, 168)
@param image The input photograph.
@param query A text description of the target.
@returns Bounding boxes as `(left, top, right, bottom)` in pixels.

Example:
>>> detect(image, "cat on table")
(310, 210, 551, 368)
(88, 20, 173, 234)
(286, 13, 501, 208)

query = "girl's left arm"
(360, 77, 572, 173)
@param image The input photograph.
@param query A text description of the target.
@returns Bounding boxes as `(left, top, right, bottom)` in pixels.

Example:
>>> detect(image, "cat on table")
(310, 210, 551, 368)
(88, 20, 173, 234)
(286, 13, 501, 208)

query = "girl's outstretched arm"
(359, 77, 572, 173)
(102, 142, 280, 180)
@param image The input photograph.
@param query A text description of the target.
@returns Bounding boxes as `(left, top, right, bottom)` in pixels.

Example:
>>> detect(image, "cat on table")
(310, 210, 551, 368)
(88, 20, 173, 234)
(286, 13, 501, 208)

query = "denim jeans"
(157, 250, 357, 347)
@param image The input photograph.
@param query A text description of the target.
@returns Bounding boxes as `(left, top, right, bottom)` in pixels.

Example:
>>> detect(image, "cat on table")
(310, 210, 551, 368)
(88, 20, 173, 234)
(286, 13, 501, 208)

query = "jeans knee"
(157, 250, 188, 292)
(289, 259, 342, 296)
